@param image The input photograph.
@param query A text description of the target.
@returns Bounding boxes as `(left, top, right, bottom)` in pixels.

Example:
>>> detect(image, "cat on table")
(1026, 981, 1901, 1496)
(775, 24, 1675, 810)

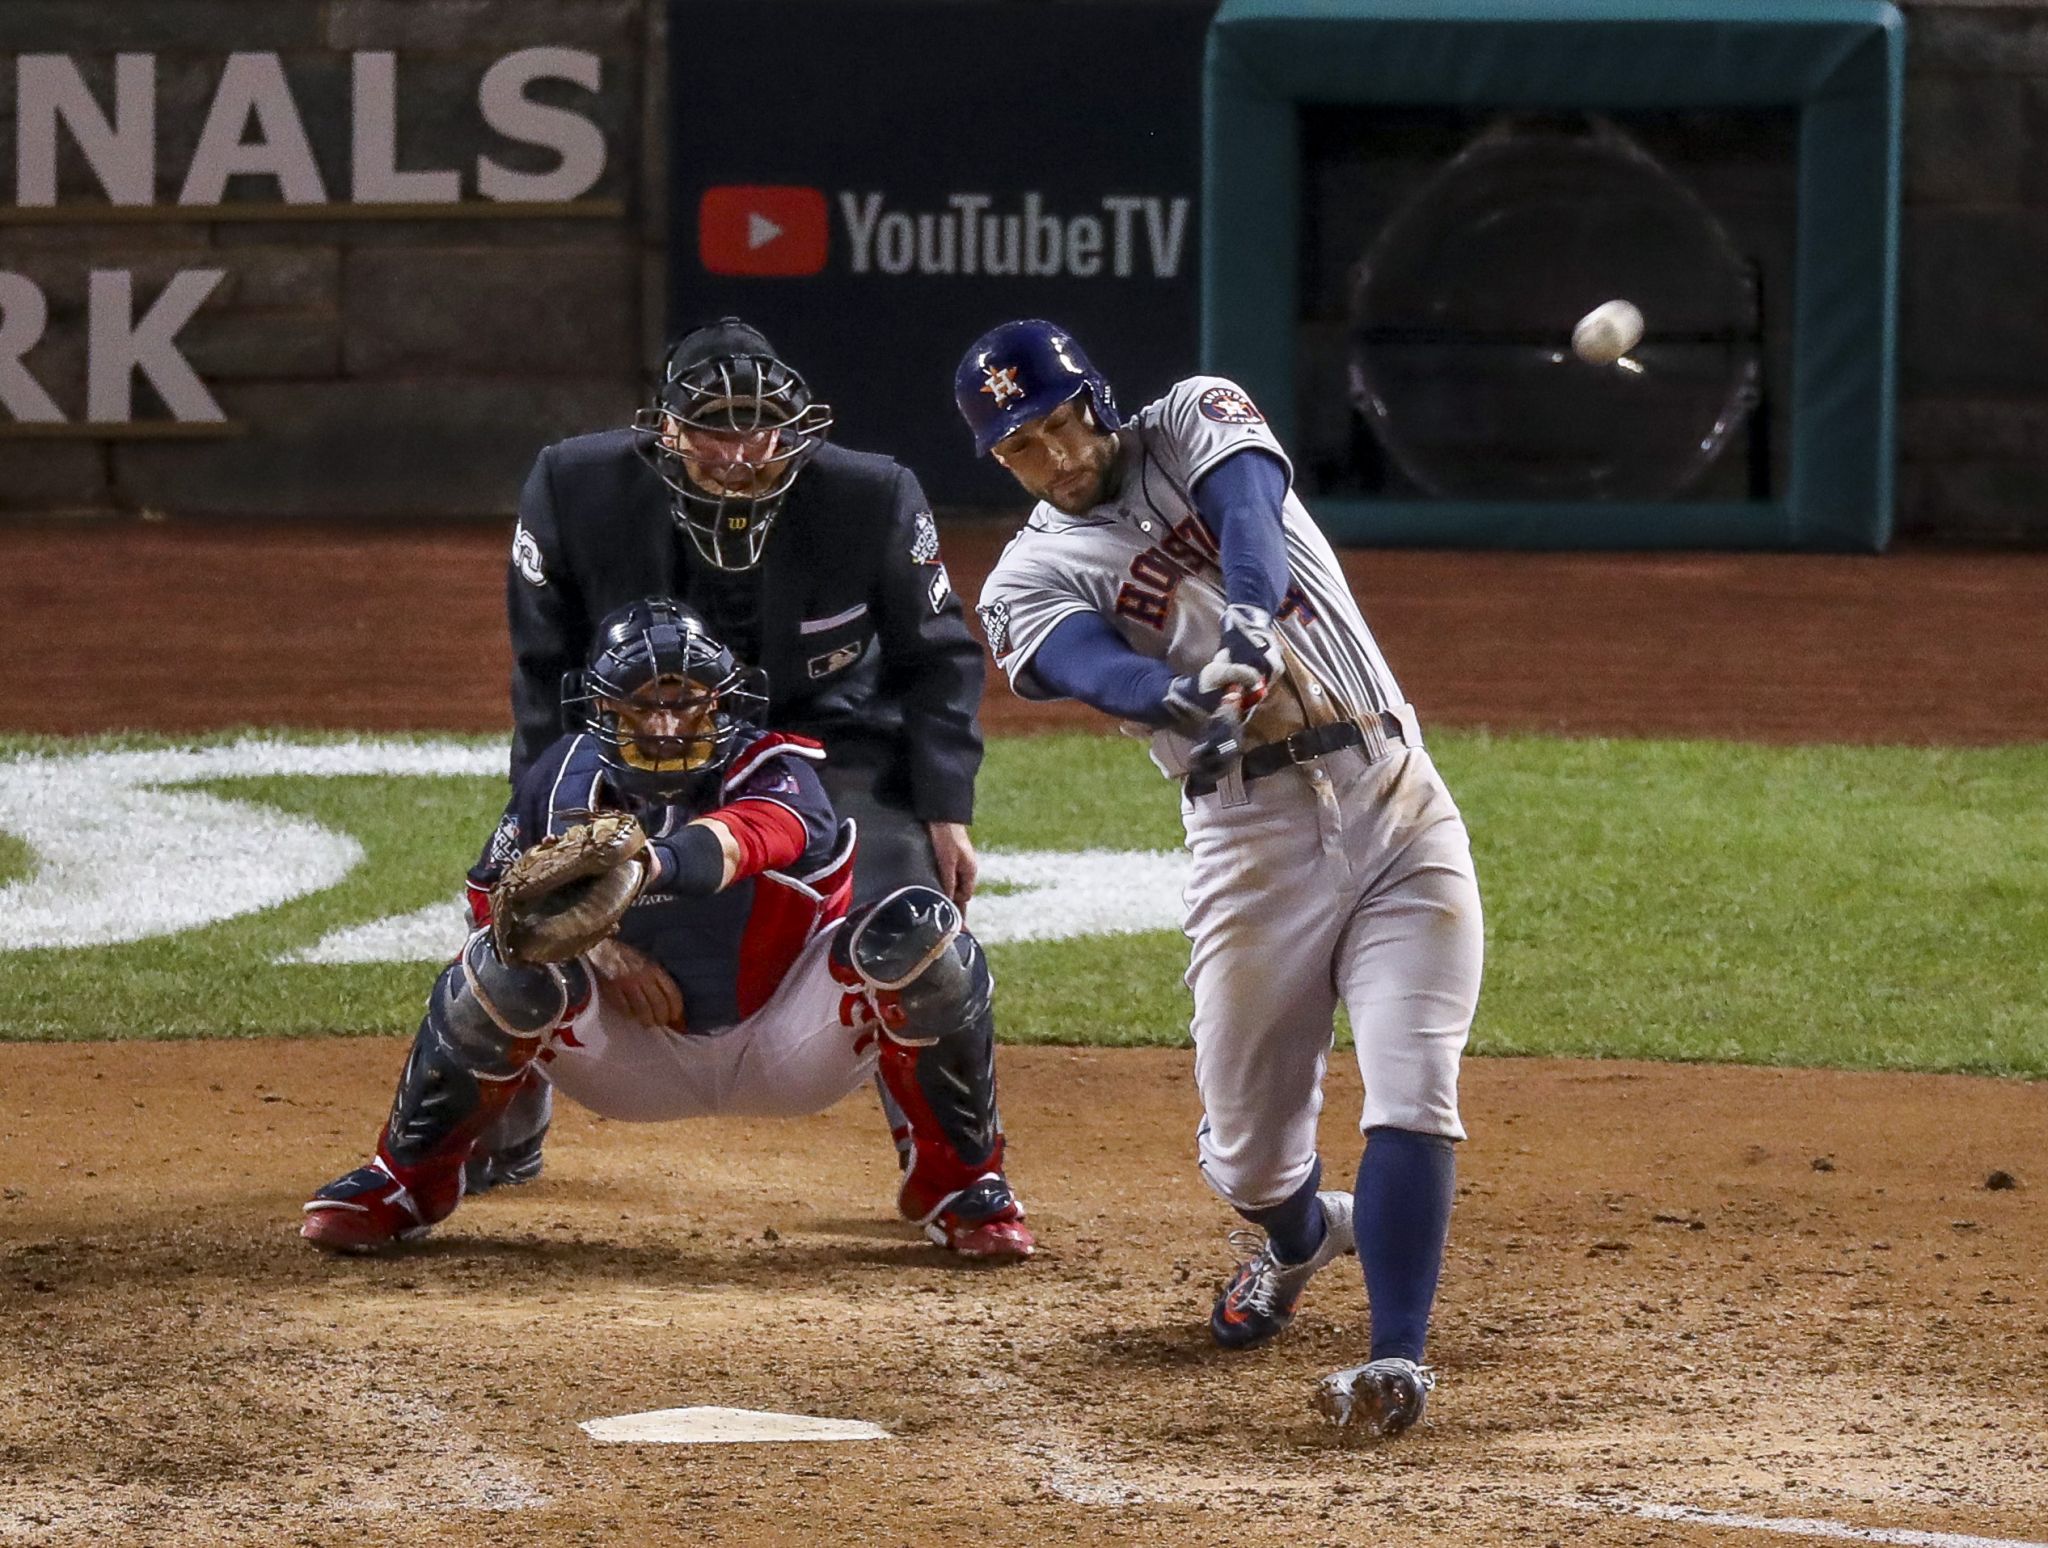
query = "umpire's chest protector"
(554, 439, 917, 724)
(744, 445, 912, 720)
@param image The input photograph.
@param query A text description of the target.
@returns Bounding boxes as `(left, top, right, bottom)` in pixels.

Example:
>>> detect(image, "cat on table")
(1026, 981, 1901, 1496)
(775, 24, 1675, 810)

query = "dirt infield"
(3, 1045, 2044, 1548)
(2, 519, 2046, 1546)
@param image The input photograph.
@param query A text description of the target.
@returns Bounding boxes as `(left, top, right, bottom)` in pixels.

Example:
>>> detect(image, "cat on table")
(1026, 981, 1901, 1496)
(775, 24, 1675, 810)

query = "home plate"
(579, 1407, 892, 1445)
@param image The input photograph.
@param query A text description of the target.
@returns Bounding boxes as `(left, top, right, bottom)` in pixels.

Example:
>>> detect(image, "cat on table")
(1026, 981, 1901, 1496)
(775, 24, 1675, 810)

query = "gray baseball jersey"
(977, 376, 1405, 779)
(974, 371, 1482, 1224)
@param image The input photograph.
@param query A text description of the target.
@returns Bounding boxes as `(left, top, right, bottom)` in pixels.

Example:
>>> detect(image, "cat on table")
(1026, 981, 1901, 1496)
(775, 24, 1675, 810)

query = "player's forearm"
(898, 638, 986, 824)
(508, 656, 569, 784)
(506, 450, 578, 785)
(642, 823, 730, 896)
(1029, 612, 1180, 726)
(1193, 449, 1291, 613)
(643, 802, 808, 896)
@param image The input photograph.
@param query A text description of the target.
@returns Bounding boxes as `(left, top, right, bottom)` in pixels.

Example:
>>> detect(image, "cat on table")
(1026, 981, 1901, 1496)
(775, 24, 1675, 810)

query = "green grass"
(0, 827, 33, 889)
(1, 730, 2043, 1076)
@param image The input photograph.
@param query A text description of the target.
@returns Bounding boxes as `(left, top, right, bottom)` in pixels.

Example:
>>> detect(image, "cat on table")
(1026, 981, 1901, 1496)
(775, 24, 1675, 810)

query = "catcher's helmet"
(634, 317, 835, 572)
(564, 597, 768, 804)
(954, 319, 1120, 457)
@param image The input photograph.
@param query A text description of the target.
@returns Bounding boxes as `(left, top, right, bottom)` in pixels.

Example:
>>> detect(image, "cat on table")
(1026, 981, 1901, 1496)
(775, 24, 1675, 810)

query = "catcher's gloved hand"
(1162, 657, 1263, 736)
(1219, 603, 1284, 681)
(489, 813, 649, 966)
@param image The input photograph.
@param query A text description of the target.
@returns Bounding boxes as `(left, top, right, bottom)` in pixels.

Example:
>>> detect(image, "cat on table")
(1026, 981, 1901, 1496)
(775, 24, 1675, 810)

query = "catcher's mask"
(564, 598, 768, 804)
(634, 317, 834, 572)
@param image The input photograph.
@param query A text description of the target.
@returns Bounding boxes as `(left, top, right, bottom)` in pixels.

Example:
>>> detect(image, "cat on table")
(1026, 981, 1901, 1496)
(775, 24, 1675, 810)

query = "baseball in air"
(1571, 299, 1645, 366)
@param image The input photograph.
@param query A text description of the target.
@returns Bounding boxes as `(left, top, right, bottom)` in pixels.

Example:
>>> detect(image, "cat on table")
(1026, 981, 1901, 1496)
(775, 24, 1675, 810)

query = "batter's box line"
(1566, 1496, 2048, 1548)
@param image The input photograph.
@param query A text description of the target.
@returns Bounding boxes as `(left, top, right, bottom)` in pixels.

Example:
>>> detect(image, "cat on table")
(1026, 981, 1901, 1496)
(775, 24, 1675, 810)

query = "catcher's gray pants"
(535, 931, 881, 1121)
(1181, 741, 1483, 1212)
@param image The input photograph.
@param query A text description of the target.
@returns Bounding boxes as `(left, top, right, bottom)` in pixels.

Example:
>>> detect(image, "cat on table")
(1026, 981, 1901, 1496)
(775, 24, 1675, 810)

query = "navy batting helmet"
(634, 318, 834, 572)
(563, 598, 768, 804)
(954, 320, 1120, 457)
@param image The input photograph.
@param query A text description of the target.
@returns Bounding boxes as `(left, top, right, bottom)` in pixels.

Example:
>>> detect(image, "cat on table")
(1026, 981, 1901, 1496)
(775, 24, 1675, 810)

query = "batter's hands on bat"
(927, 820, 979, 908)
(1162, 658, 1263, 735)
(1219, 603, 1283, 681)
(587, 937, 687, 1033)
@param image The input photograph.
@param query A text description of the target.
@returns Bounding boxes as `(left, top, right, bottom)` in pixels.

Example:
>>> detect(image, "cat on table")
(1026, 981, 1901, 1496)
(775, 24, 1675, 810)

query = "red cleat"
(922, 1176, 1035, 1261)
(299, 1155, 439, 1254)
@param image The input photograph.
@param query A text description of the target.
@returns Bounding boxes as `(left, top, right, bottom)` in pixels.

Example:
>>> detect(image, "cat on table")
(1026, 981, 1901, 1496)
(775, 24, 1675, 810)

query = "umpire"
(506, 316, 986, 906)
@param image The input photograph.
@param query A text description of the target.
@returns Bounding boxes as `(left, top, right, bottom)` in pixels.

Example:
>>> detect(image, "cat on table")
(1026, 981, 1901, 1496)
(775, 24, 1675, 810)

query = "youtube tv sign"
(668, 0, 1210, 505)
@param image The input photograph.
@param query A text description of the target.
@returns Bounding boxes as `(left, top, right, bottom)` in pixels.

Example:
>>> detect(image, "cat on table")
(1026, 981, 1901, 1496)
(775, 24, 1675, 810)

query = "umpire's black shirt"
(507, 429, 984, 824)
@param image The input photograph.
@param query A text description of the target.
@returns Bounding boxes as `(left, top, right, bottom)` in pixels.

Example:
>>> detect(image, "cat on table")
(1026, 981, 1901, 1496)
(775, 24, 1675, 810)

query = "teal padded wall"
(1204, 0, 1904, 551)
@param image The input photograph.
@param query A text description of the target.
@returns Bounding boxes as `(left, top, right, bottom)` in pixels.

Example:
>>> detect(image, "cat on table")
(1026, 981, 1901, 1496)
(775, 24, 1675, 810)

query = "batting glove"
(1161, 658, 1263, 735)
(1219, 603, 1284, 680)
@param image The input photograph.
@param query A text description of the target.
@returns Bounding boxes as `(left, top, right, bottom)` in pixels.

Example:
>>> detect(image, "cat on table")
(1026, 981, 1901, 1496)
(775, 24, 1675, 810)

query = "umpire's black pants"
(814, 743, 942, 904)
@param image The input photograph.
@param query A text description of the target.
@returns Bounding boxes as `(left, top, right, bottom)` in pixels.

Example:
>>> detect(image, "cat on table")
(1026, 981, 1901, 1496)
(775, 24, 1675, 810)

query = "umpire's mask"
(635, 318, 835, 572)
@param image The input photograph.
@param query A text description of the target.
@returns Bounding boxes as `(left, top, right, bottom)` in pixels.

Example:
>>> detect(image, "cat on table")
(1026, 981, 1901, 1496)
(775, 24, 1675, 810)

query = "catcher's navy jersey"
(470, 730, 854, 1031)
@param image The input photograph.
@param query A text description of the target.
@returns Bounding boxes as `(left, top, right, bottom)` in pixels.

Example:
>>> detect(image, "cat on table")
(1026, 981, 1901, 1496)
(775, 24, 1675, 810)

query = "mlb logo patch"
(1198, 386, 1264, 424)
(808, 641, 863, 678)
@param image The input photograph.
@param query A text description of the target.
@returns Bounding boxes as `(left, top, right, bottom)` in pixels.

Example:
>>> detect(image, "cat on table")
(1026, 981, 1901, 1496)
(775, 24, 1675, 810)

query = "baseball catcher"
(299, 598, 1032, 1260)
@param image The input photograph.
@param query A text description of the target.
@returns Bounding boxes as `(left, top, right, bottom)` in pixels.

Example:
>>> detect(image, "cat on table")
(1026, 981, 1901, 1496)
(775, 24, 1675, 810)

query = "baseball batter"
(954, 321, 1484, 1434)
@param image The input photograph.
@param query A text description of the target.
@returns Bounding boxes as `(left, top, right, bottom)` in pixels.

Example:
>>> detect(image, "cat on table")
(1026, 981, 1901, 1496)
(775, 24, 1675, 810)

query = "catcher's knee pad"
(839, 886, 990, 1049)
(432, 930, 577, 1077)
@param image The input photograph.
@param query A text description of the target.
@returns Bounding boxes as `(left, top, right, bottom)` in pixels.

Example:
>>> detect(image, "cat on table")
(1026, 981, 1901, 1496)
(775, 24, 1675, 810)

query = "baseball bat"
(1184, 691, 1246, 784)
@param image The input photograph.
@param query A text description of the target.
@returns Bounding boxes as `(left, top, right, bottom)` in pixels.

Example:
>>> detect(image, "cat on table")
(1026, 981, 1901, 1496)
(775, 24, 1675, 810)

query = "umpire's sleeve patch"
(512, 522, 546, 586)
(927, 565, 951, 612)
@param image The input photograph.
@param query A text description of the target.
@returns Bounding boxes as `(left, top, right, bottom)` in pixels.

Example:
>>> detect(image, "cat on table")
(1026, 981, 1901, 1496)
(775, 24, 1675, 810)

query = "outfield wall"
(0, 0, 2044, 543)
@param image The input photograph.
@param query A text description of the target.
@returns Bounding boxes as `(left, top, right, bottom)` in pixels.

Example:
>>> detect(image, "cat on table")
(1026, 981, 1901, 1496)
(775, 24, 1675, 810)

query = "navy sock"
(1239, 1157, 1326, 1265)
(1354, 1128, 1456, 1363)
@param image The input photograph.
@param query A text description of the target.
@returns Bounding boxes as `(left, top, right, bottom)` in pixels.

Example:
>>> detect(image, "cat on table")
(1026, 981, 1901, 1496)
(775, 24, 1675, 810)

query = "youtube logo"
(698, 185, 829, 276)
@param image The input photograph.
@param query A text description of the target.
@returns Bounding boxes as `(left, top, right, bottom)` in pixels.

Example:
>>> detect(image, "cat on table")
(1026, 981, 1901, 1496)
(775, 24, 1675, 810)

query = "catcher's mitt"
(489, 813, 649, 966)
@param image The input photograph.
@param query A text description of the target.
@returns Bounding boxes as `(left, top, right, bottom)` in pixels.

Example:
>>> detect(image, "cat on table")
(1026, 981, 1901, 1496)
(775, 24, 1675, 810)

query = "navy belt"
(1183, 712, 1405, 798)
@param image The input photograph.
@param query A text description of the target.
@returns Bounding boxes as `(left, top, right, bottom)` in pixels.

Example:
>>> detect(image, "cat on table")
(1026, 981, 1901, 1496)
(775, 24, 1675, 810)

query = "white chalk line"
(0, 736, 1192, 955)
(282, 845, 1190, 964)
(0, 736, 497, 950)
(1571, 1498, 2048, 1548)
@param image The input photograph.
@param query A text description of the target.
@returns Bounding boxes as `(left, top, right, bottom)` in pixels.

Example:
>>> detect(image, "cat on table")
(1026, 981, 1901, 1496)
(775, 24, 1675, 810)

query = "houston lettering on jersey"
(1114, 514, 1218, 629)
(1111, 512, 1314, 631)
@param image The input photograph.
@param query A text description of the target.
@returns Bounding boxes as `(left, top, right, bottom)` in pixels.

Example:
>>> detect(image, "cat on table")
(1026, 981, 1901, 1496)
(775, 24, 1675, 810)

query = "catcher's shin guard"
(464, 1070, 553, 1195)
(301, 933, 583, 1252)
(838, 888, 1033, 1260)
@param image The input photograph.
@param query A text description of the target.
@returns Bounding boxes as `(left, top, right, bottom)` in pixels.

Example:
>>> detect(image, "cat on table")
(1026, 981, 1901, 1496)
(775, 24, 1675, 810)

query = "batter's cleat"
(299, 1157, 435, 1254)
(1314, 1358, 1436, 1436)
(1210, 1190, 1357, 1351)
(924, 1176, 1035, 1261)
